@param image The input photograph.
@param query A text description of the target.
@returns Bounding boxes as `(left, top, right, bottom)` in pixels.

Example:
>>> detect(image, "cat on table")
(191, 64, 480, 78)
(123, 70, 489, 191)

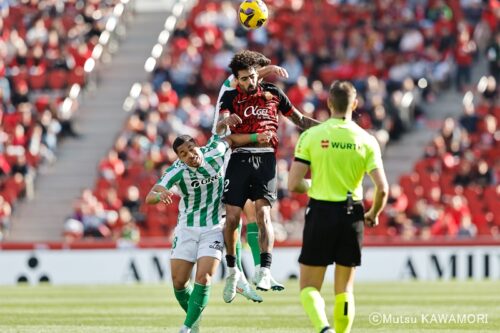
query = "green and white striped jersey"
(157, 135, 230, 227)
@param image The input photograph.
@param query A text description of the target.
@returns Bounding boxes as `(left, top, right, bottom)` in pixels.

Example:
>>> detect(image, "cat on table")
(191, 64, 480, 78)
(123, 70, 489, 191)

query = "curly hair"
(229, 50, 270, 77)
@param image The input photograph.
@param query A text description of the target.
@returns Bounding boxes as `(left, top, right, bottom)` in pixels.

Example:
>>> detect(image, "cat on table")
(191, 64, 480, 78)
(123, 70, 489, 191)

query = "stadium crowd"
(0, 0, 127, 240)
(63, 0, 500, 242)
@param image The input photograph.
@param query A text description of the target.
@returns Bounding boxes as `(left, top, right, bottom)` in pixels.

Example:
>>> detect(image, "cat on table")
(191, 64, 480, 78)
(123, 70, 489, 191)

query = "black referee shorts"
(299, 198, 364, 267)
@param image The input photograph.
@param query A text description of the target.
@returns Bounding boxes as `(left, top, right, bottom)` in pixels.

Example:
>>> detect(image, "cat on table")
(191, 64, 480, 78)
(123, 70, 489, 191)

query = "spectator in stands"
(26, 18, 49, 46)
(280, 51, 304, 88)
(455, 27, 476, 92)
(478, 75, 498, 106)
(63, 218, 84, 242)
(99, 149, 125, 180)
(11, 82, 29, 107)
(459, 102, 479, 133)
(457, 215, 477, 238)
(445, 195, 471, 228)
(479, 114, 498, 150)
(122, 185, 145, 224)
(102, 188, 122, 212)
(430, 211, 458, 237)
(439, 117, 462, 153)
(453, 160, 473, 187)
(118, 208, 140, 244)
(473, 159, 495, 187)
(0, 194, 12, 241)
(385, 184, 408, 218)
(485, 32, 500, 82)
(368, 105, 391, 151)
(156, 81, 179, 109)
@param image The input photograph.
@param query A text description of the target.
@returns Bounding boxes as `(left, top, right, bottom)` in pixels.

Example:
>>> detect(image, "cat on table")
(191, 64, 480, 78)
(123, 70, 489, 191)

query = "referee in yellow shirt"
(288, 81, 389, 333)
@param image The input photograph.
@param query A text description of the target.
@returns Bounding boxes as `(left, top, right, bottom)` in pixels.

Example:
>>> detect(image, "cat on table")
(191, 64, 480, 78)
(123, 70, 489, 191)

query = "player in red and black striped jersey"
(220, 51, 320, 299)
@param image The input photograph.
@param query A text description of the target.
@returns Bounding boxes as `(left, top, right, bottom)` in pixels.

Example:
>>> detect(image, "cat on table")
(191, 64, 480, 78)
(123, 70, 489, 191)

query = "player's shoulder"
(260, 81, 282, 94)
(350, 122, 378, 145)
(220, 88, 239, 101)
(164, 159, 187, 175)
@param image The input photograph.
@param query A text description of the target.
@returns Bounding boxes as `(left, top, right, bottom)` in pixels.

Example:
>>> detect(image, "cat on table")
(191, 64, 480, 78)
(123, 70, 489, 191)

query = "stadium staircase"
(8, 4, 170, 241)
(383, 59, 487, 185)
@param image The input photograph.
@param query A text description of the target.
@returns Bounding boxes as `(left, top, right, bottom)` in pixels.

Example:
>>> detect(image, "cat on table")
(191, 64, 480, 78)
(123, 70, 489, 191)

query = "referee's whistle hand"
(364, 212, 378, 228)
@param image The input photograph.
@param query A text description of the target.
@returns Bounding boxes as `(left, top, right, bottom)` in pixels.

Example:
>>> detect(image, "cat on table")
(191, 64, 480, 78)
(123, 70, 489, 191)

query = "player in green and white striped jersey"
(146, 114, 272, 333)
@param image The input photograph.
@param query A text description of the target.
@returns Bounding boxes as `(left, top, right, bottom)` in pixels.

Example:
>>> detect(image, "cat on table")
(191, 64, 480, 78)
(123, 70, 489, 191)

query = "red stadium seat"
(67, 67, 86, 86)
(47, 70, 68, 90)
(28, 72, 47, 90)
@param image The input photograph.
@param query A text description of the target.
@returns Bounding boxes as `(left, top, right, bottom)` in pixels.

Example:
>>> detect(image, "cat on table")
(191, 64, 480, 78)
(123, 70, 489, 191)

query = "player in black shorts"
(220, 51, 320, 302)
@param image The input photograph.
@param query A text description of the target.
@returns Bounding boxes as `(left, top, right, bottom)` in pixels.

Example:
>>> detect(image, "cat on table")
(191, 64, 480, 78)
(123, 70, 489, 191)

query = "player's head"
(173, 135, 202, 168)
(229, 51, 259, 94)
(327, 80, 358, 116)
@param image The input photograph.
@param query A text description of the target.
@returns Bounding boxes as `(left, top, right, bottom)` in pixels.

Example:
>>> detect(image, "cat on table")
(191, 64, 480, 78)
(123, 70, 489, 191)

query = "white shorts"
(170, 224, 224, 262)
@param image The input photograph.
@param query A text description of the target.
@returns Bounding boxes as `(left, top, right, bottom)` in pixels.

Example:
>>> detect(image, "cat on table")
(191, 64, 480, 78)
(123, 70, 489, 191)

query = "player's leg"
(179, 225, 223, 333)
(332, 202, 364, 333)
(223, 203, 243, 302)
(180, 256, 219, 332)
(221, 153, 251, 302)
(298, 199, 338, 333)
(235, 220, 243, 271)
(251, 152, 278, 291)
(243, 199, 260, 266)
(234, 208, 262, 302)
(253, 198, 274, 291)
(170, 226, 197, 315)
(171, 259, 195, 313)
(300, 264, 332, 333)
(333, 265, 356, 333)
(245, 199, 285, 291)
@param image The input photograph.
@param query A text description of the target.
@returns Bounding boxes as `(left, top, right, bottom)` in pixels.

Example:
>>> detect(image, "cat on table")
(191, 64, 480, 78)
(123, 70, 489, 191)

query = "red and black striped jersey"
(219, 82, 293, 150)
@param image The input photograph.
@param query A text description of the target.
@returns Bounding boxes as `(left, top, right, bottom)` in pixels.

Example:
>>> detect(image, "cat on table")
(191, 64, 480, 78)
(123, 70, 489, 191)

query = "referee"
(288, 81, 388, 333)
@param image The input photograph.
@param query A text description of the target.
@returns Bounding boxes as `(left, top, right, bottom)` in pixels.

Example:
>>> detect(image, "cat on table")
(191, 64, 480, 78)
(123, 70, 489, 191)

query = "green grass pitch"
(0, 280, 498, 332)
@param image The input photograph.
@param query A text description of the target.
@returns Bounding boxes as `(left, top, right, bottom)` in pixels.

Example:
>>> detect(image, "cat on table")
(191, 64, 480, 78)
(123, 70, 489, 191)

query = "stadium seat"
(47, 70, 68, 90)
(28, 72, 47, 90)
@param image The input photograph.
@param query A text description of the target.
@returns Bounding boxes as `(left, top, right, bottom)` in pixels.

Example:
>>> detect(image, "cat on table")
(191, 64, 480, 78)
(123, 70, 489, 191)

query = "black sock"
(226, 255, 236, 268)
(260, 252, 272, 268)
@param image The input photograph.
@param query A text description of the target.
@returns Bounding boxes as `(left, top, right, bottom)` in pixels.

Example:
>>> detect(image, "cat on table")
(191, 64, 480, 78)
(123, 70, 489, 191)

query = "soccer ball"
(238, 0, 268, 30)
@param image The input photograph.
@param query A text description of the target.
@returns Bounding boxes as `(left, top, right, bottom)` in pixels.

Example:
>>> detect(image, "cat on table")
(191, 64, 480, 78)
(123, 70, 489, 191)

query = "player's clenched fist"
(257, 131, 273, 144)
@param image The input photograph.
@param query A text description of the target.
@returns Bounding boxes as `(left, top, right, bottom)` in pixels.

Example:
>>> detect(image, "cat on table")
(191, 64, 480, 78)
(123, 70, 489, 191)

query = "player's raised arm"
(286, 107, 321, 130)
(215, 113, 241, 135)
(258, 65, 289, 79)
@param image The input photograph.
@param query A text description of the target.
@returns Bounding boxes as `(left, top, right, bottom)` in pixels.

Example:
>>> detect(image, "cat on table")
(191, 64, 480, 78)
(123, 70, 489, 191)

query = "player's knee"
(172, 275, 189, 290)
(225, 211, 241, 227)
(195, 272, 212, 285)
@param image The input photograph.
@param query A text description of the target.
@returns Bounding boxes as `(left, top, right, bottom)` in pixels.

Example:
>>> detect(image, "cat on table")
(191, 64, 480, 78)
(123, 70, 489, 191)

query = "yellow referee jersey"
(294, 118, 383, 202)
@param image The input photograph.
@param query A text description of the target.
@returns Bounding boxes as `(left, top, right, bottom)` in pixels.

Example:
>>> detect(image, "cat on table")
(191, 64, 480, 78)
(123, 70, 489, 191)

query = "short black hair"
(172, 135, 196, 154)
(229, 50, 257, 77)
(328, 81, 357, 114)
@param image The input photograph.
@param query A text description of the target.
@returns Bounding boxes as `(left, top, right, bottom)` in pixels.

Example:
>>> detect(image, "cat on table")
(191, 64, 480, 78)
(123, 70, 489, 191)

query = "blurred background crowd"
(0, 0, 498, 244)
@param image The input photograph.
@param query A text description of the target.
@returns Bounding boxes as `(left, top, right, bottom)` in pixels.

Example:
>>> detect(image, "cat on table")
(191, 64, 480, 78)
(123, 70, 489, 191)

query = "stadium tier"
(0, 0, 131, 240)
(0, 0, 497, 243)
(61, 0, 498, 243)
